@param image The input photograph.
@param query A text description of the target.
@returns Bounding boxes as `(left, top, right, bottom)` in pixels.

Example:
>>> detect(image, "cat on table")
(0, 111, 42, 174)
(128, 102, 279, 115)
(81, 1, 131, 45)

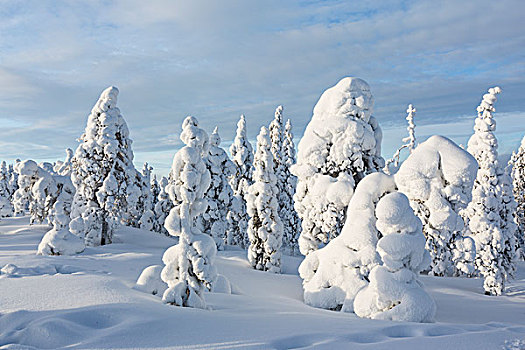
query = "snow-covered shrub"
(69, 86, 142, 246)
(395, 135, 478, 277)
(464, 87, 516, 295)
(37, 175, 84, 256)
(298, 172, 394, 312)
(0, 161, 14, 217)
(354, 192, 435, 322)
(246, 126, 283, 273)
(153, 176, 172, 235)
(292, 77, 384, 256)
(158, 116, 221, 308)
(281, 119, 301, 255)
(198, 127, 236, 250)
(228, 115, 254, 248)
(384, 104, 417, 174)
(511, 135, 525, 258)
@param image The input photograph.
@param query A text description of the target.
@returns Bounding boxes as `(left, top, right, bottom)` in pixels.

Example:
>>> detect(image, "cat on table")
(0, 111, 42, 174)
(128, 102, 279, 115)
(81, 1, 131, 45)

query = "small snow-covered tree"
(0, 161, 13, 217)
(198, 127, 236, 250)
(69, 86, 141, 246)
(37, 175, 84, 256)
(511, 135, 525, 258)
(384, 104, 417, 174)
(395, 135, 478, 277)
(13, 160, 37, 216)
(53, 148, 74, 176)
(465, 87, 516, 295)
(281, 119, 301, 255)
(153, 176, 172, 235)
(299, 173, 394, 311)
(7, 162, 19, 200)
(228, 115, 254, 248)
(159, 116, 220, 308)
(246, 126, 283, 273)
(354, 192, 435, 322)
(292, 77, 384, 256)
(151, 174, 160, 209)
(138, 163, 155, 231)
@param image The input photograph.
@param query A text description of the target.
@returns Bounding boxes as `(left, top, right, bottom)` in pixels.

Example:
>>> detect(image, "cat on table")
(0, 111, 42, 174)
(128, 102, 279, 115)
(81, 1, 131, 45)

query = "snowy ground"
(1, 217, 524, 350)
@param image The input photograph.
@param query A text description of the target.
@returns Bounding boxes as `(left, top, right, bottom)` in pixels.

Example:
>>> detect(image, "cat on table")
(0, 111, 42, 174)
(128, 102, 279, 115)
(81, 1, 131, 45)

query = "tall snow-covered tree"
(159, 116, 220, 308)
(395, 135, 478, 277)
(384, 104, 417, 174)
(153, 176, 172, 235)
(0, 161, 14, 217)
(151, 174, 160, 209)
(464, 87, 516, 295)
(281, 119, 301, 255)
(292, 77, 384, 256)
(13, 160, 51, 223)
(228, 115, 254, 248)
(13, 160, 37, 216)
(198, 127, 236, 250)
(354, 192, 435, 322)
(246, 126, 283, 273)
(8, 162, 19, 200)
(69, 86, 142, 246)
(511, 135, 525, 258)
(138, 163, 155, 231)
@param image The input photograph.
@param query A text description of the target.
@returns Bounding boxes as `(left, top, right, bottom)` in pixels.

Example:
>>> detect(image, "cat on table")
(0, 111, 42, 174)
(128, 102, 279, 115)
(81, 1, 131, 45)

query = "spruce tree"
(465, 87, 516, 295)
(160, 116, 219, 308)
(198, 127, 236, 249)
(246, 126, 283, 273)
(69, 86, 142, 246)
(228, 115, 254, 248)
(511, 135, 525, 259)
(281, 119, 301, 255)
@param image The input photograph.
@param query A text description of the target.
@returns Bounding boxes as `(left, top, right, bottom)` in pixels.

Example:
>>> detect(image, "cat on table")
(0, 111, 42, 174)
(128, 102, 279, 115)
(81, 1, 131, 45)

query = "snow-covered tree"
(151, 174, 160, 209)
(354, 192, 435, 322)
(281, 119, 301, 255)
(0, 161, 14, 217)
(53, 148, 74, 176)
(292, 77, 384, 256)
(299, 172, 394, 312)
(228, 115, 254, 248)
(198, 127, 236, 250)
(511, 135, 525, 258)
(138, 163, 155, 231)
(384, 104, 417, 174)
(7, 162, 19, 200)
(153, 176, 172, 235)
(464, 87, 516, 295)
(69, 86, 142, 246)
(395, 135, 478, 277)
(159, 116, 220, 308)
(246, 126, 283, 273)
(37, 175, 84, 256)
(13, 160, 37, 216)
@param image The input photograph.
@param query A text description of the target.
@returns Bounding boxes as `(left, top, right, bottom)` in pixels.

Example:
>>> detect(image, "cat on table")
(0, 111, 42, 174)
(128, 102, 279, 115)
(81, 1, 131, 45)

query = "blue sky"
(0, 0, 524, 175)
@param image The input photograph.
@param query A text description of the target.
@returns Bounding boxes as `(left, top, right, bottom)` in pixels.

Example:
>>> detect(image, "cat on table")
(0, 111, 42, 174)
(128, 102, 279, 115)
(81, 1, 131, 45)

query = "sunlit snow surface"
(1, 216, 524, 349)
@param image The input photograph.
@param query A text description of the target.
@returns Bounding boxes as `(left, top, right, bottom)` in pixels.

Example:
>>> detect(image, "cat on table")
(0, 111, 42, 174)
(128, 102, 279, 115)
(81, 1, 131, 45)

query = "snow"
(1, 216, 525, 349)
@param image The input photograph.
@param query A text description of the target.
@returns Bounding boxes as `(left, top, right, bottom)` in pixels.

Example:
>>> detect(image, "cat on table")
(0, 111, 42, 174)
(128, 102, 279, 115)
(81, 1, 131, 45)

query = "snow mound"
(37, 227, 85, 256)
(134, 265, 168, 296)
